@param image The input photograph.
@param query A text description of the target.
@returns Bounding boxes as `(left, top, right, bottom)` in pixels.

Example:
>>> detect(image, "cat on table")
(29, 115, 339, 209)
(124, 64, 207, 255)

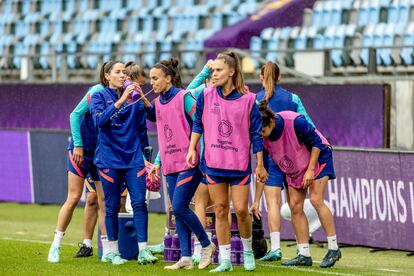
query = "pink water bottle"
(123, 80, 141, 101)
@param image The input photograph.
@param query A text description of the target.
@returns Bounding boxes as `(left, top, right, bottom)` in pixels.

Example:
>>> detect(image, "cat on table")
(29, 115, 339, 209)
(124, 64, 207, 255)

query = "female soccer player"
(186, 51, 267, 272)
(47, 83, 108, 263)
(147, 58, 215, 270)
(252, 102, 341, 268)
(89, 60, 157, 265)
(255, 61, 314, 262)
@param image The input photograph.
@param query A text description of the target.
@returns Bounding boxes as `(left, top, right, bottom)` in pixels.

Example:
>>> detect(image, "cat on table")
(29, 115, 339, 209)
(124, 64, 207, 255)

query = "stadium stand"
(0, 0, 261, 72)
(249, 0, 414, 73)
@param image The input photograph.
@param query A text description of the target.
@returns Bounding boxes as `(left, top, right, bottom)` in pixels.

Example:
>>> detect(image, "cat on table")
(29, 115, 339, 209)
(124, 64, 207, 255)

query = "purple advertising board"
(256, 148, 414, 251)
(0, 131, 32, 203)
(0, 84, 387, 148)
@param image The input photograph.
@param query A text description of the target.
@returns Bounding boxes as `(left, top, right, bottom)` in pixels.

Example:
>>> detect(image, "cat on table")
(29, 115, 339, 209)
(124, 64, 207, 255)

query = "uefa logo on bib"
(278, 155, 296, 173)
(164, 124, 173, 142)
(218, 120, 233, 137)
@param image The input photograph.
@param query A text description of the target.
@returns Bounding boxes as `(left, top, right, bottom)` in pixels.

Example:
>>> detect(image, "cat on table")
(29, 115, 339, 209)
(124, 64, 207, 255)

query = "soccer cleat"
(282, 254, 313, 266)
(147, 243, 164, 254)
(192, 254, 201, 265)
(138, 248, 158, 264)
(199, 243, 216, 269)
(243, 250, 256, 271)
(47, 245, 61, 263)
(74, 243, 93, 258)
(101, 252, 127, 265)
(164, 259, 193, 270)
(101, 252, 112, 263)
(209, 259, 233, 273)
(320, 249, 341, 268)
(259, 249, 282, 261)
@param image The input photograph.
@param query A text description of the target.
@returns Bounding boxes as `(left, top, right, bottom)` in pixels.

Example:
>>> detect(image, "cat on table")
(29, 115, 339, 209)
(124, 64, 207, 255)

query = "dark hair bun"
(170, 57, 179, 68)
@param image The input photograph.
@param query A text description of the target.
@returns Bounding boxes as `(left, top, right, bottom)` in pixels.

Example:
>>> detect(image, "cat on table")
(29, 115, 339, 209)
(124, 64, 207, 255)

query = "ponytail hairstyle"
(125, 61, 146, 81)
(216, 51, 248, 94)
(153, 57, 183, 88)
(260, 61, 280, 101)
(99, 60, 123, 87)
(258, 100, 275, 128)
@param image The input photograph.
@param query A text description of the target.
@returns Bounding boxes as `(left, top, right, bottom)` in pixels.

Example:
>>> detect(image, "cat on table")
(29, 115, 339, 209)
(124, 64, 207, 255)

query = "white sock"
(241, 236, 253, 252)
(180, 256, 192, 262)
(298, 243, 311, 257)
(270, 232, 280, 251)
(108, 240, 119, 254)
(138, 242, 147, 251)
(83, 239, 92, 248)
(327, 235, 339, 250)
(101, 235, 109, 256)
(52, 231, 64, 247)
(207, 232, 212, 241)
(219, 244, 231, 260)
(193, 242, 201, 256)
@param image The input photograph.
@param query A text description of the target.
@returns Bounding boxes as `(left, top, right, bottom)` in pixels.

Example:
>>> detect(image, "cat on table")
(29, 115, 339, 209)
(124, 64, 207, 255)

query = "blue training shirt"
(256, 84, 315, 127)
(89, 86, 148, 169)
(192, 86, 263, 177)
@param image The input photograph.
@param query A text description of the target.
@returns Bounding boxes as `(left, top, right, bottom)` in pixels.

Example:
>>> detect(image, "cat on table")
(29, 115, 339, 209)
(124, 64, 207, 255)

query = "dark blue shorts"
(204, 174, 251, 186)
(67, 150, 99, 181)
(266, 155, 335, 187)
(264, 157, 286, 189)
(84, 175, 129, 195)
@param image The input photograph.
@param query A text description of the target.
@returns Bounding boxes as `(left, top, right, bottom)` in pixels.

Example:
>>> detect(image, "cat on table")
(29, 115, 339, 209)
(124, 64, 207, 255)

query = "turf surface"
(0, 203, 413, 275)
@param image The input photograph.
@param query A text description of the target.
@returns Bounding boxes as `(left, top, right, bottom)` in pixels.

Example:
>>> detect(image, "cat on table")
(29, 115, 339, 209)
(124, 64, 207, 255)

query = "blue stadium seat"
(294, 36, 307, 50)
(66, 41, 78, 69)
(182, 39, 202, 69)
(260, 28, 274, 41)
(211, 14, 223, 31)
(401, 33, 414, 65)
(388, 2, 399, 23)
(266, 35, 280, 64)
(39, 43, 51, 69)
(122, 40, 142, 62)
(160, 40, 173, 61)
(249, 36, 262, 67)
(313, 34, 325, 50)
(311, 2, 323, 28)
(360, 32, 373, 65)
(143, 41, 157, 68)
(142, 16, 154, 37)
(357, 3, 370, 26)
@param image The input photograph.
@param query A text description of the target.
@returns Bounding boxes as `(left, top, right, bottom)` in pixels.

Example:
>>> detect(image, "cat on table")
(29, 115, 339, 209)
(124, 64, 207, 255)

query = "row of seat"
(0, 0, 260, 70)
(311, 0, 414, 28)
(1, 38, 207, 70)
(250, 22, 414, 68)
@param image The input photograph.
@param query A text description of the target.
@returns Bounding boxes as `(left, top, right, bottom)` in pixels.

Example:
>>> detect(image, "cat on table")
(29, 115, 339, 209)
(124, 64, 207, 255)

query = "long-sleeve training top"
(89, 86, 149, 169)
(256, 84, 315, 127)
(68, 84, 104, 152)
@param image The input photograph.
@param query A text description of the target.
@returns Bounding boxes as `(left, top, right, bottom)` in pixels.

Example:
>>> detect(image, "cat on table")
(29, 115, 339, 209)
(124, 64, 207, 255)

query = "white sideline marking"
(258, 263, 360, 276)
(1, 237, 76, 247)
(378, 268, 403, 273)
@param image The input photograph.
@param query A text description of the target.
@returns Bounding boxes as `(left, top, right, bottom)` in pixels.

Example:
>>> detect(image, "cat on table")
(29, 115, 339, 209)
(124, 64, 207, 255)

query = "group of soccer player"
(47, 51, 341, 272)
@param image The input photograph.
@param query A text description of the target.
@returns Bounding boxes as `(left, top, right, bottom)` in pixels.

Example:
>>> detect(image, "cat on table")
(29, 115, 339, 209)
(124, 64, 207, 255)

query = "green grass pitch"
(0, 203, 413, 275)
